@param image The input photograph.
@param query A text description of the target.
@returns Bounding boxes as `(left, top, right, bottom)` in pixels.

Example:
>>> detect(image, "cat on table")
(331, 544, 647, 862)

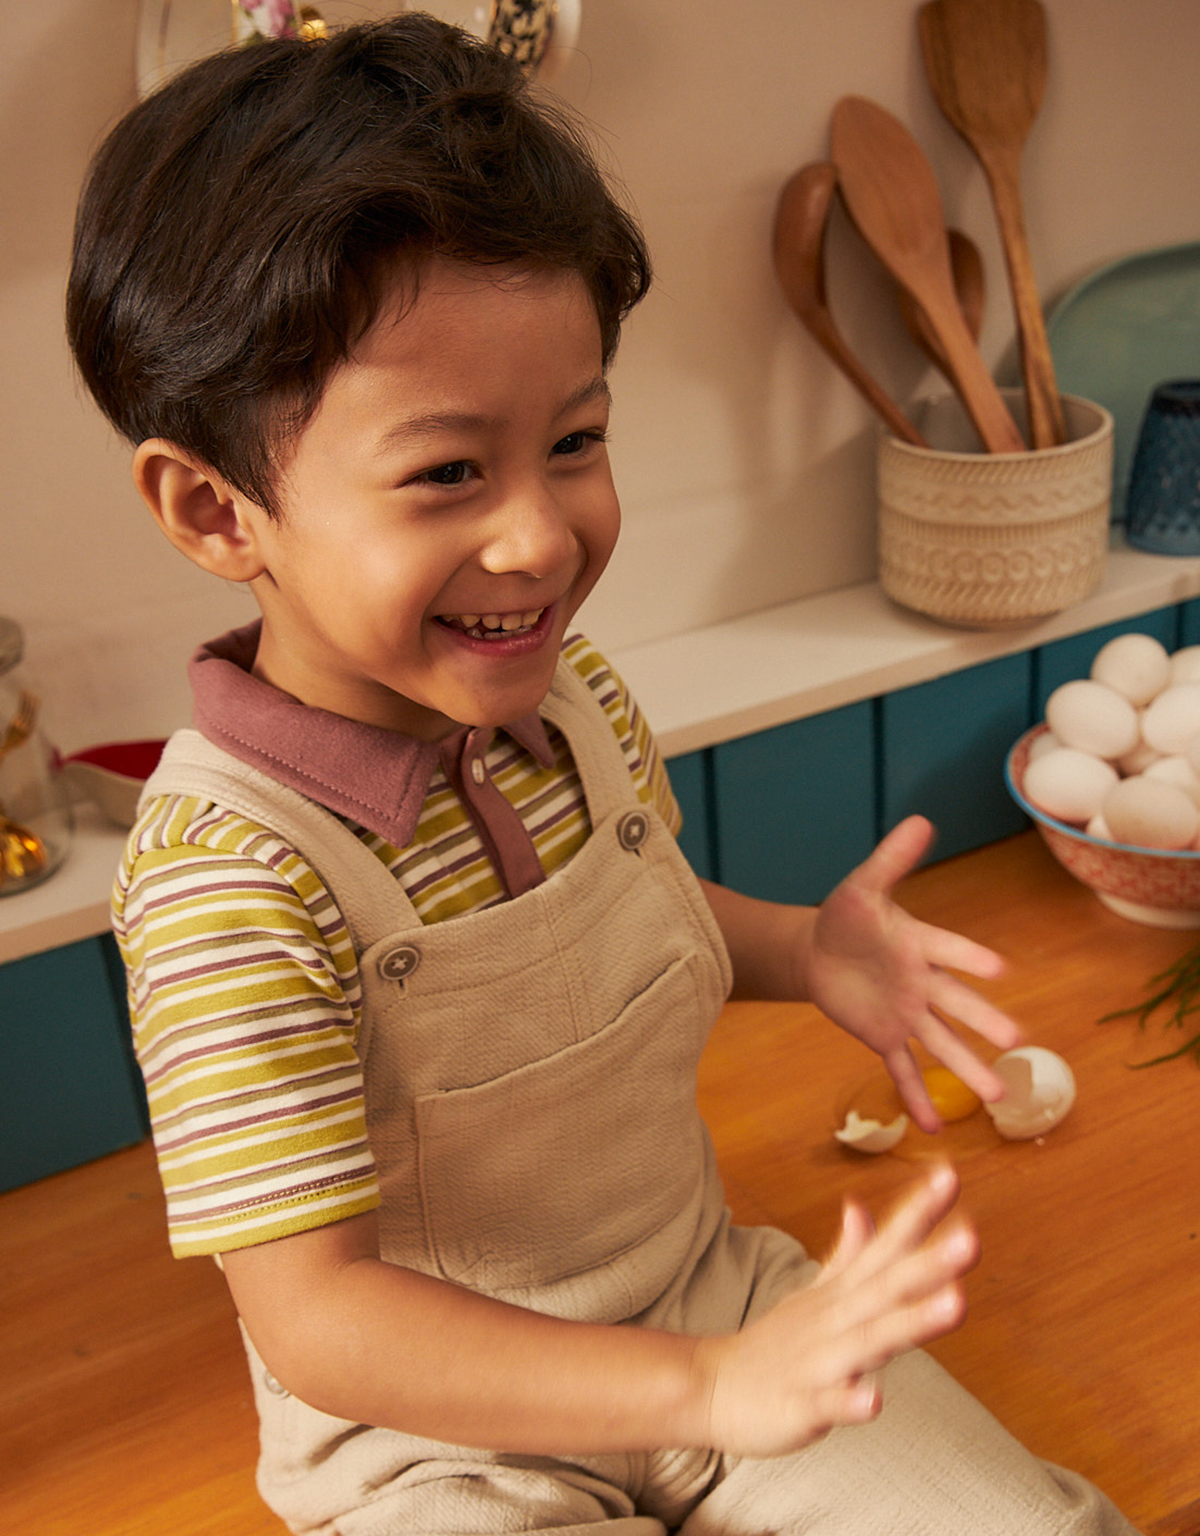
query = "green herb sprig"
(1100, 940, 1200, 1067)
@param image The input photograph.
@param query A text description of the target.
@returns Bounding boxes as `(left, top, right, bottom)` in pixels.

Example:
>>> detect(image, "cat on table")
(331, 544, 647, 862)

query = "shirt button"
(471, 758, 487, 785)
(378, 944, 422, 982)
(263, 1370, 290, 1398)
(616, 810, 650, 851)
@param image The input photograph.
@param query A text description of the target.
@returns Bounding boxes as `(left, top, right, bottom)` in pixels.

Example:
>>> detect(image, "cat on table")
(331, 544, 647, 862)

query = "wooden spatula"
(830, 95, 1025, 454)
(918, 0, 1066, 448)
(898, 228, 986, 378)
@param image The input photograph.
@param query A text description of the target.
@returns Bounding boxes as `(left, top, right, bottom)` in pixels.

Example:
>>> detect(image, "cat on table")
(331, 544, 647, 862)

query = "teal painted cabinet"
(879, 653, 1033, 863)
(666, 748, 717, 882)
(0, 934, 147, 1192)
(712, 702, 876, 904)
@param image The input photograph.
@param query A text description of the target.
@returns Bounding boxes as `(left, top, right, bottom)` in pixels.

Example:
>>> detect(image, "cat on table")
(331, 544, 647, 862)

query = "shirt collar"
(188, 620, 556, 847)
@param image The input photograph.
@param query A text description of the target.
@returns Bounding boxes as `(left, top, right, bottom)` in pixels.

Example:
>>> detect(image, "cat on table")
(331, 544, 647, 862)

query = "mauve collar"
(188, 620, 556, 847)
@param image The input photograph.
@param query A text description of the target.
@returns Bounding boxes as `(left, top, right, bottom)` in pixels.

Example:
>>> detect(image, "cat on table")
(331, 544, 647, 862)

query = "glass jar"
(0, 617, 73, 896)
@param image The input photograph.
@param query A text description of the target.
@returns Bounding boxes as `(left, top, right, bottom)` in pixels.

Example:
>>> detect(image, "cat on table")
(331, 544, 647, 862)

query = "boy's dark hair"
(66, 14, 651, 517)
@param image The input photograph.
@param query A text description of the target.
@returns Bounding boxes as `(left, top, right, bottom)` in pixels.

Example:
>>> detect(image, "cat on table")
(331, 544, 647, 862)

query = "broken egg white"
(834, 1109, 909, 1154)
(985, 1047, 1076, 1140)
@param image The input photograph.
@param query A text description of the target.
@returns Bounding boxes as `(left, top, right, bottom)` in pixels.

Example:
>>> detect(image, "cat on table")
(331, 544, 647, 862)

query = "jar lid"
(0, 616, 23, 675)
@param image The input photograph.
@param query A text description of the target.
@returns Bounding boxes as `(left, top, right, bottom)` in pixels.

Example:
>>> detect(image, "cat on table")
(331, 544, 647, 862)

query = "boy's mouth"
(437, 608, 547, 641)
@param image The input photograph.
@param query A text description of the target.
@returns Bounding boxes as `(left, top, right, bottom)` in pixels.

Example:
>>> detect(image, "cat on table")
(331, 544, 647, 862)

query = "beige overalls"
(146, 659, 1137, 1536)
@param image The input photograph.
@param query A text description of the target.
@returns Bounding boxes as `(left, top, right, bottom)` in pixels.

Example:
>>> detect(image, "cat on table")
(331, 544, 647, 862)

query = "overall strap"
(539, 656, 648, 829)
(141, 729, 420, 953)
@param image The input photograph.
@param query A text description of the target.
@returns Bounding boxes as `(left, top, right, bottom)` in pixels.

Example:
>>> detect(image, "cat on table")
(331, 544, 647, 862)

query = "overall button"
(378, 944, 421, 982)
(616, 810, 650, 851)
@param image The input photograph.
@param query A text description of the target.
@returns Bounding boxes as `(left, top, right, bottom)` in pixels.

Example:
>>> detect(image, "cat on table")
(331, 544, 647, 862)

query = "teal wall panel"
(666, 748, 717, 882)
(879, 653, 1032, 863)
(712, 702, 875, 905)
(1178, 596, 1200, 648)
(0, 937, 148, 1192)
(1032, 605, 1179, 714)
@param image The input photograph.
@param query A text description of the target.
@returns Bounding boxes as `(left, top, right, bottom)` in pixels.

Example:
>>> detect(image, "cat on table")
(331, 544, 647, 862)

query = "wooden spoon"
(898, 228, 985, 376)
(830, 95, 1026, 454)
(772, 161, 927, 447)
(918, 0, 1066, 448)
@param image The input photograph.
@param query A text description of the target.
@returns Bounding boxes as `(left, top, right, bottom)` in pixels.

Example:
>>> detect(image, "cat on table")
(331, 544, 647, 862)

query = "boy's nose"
(480, 489, 578, 578)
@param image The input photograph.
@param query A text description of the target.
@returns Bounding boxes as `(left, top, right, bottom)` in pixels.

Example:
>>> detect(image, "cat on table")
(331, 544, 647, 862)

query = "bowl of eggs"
(1006, 632, 1200, 926)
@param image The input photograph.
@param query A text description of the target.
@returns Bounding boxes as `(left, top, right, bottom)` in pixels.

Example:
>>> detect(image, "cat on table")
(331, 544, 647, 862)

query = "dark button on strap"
(616, 809, 650, 851)
(377, 944, 422, 982)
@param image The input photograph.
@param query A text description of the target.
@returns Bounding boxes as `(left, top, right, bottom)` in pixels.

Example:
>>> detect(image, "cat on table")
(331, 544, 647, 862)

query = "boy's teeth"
(445, 609, 544, 636)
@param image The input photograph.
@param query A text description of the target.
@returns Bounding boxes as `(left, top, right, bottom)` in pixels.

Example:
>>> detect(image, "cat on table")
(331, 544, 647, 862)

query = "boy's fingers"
(816, 1199, 877, 1283)
(848, 815, 936, 896)
(832, 1165, 965, 1284)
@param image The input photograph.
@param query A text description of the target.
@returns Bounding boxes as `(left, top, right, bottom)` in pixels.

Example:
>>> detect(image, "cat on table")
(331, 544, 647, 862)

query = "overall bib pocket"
(415, 952, 708, 1292)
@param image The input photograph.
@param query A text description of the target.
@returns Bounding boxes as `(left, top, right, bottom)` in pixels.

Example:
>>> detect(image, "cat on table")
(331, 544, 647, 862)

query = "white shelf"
(5, 540, 1200, 966)
(608, 538, 1200, 758)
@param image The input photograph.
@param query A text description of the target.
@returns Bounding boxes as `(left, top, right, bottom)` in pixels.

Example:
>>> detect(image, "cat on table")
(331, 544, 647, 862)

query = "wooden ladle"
(773, 161, 926, 446)
(830, 95, 1026, 454)
(918, 0, 1066, 448)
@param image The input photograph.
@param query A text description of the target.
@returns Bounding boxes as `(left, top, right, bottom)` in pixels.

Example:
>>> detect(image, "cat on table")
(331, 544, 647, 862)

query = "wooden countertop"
(4, 829, 1196, 1534)
(698, 830, 1200, 1536)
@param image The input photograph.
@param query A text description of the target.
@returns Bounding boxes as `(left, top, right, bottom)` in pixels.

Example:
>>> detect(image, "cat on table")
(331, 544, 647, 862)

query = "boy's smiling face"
(243, 259, 619, 739)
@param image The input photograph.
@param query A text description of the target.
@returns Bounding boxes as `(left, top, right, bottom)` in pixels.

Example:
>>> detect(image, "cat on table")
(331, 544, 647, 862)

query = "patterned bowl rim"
(1004, 723, 1200, 862)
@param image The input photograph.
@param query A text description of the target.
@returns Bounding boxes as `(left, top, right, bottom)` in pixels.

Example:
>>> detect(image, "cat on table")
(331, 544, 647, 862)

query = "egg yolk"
(922, 1067, 982, 1122)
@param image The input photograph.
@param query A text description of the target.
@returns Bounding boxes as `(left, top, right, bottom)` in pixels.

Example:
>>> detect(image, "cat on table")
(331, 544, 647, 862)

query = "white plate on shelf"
(1047, 242, 1200, 516)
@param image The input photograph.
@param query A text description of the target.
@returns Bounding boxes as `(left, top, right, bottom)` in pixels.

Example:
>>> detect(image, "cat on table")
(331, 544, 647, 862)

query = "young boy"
(68, 16, 1137, 1534)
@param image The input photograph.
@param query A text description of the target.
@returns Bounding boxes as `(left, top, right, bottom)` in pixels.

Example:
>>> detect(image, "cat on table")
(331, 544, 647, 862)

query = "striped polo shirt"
(113, 629, 680, 1257)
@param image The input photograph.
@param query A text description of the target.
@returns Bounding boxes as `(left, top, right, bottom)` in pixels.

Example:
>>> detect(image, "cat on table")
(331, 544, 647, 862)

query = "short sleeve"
(113, 796, 380, 1256)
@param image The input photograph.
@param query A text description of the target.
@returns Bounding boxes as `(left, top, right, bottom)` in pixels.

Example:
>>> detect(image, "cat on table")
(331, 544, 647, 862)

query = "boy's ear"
(133, 440, 269, 582)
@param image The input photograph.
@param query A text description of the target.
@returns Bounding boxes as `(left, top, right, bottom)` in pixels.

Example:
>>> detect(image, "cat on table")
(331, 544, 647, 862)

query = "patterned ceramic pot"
(879, 391, 1113, 630)
(1006, 724, 1200, 928)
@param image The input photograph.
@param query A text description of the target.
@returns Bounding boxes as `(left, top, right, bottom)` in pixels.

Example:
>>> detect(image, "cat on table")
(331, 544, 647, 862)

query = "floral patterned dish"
(1006, 724, 1200, 928)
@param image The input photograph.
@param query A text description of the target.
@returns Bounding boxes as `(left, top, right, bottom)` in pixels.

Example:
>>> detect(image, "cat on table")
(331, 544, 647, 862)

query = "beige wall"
(4, 0, 1200, 751)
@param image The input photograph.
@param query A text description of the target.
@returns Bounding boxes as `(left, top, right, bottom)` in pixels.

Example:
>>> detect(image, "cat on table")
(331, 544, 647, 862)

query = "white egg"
(833, 1110, 908, 1154)
(1044, 679, 1139, 759)
(1170, 645, 1200, 685)
(1023, 748, 1119, 824)
(1102, 775, 1199, 850)
(1184, 733, 1200, 778)
(1140, 683, 1200, 754)
(986, 1047, 1076, 1140)
(1090, 632, 1171, 706)
(1027, 729, 1060, 763)
(1115, 733, 1161, 776)
(1086, 810, 1113, 840)
(1143, 754, 1200, 806)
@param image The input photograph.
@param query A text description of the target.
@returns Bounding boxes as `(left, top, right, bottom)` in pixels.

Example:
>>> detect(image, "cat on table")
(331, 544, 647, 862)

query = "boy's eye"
(552, 429, 606, 457)
(419, 460, 473, 486)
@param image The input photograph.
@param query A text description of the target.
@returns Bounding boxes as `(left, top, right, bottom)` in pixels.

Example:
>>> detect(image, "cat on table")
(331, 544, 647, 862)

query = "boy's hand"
(800, 815, 1021, 1131)
(691, 1164, 976, 1459)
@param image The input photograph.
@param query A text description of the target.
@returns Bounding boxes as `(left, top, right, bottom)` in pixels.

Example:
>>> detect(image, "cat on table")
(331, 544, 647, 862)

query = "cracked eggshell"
(986, 1047, 1076, 1140)
(834, 1110, 908, 1154)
